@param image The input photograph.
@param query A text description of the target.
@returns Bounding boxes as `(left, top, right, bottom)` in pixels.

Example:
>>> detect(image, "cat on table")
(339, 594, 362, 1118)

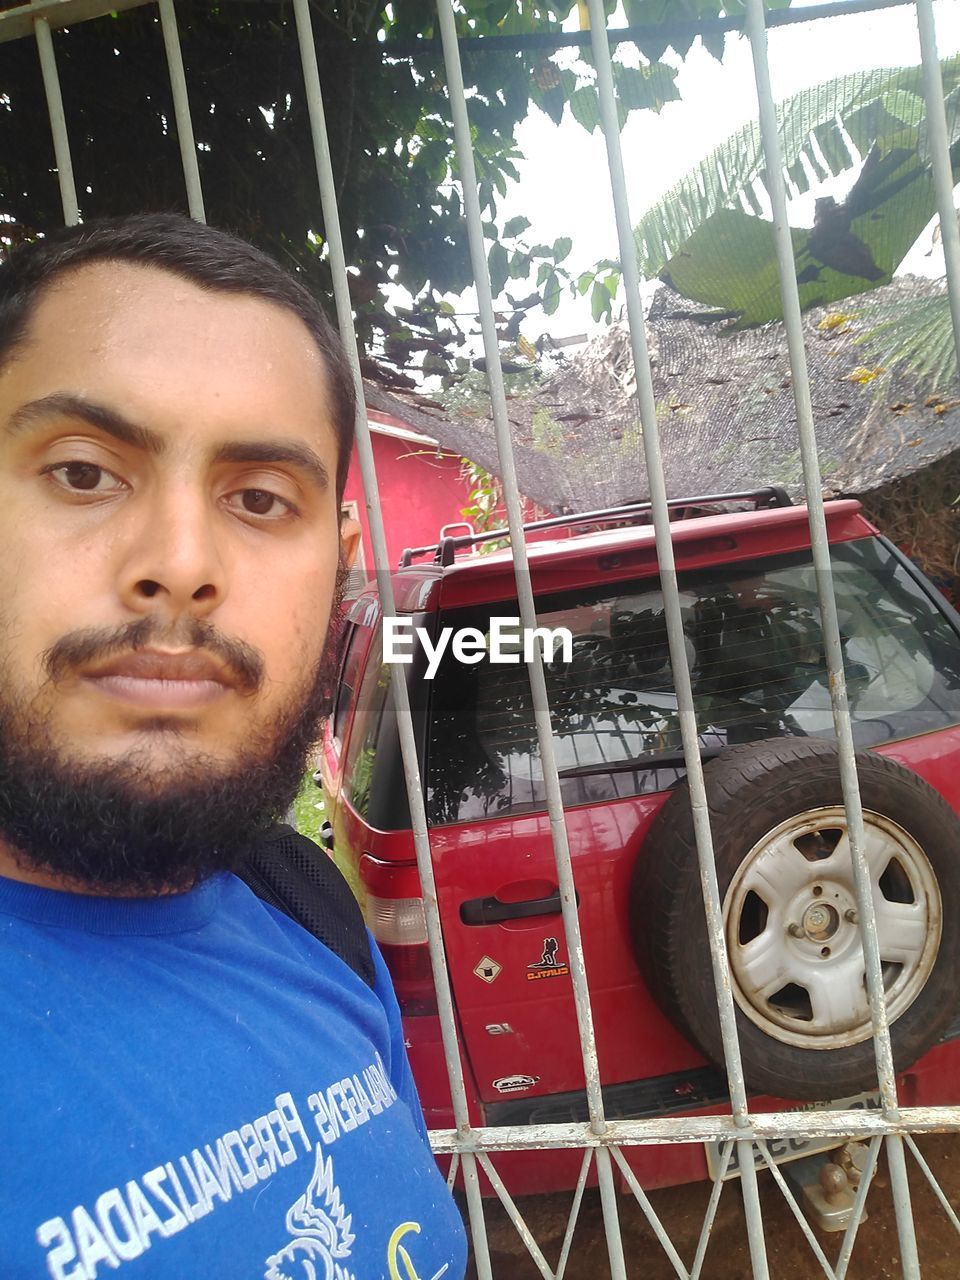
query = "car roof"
(353, 499, 877, 616)
(436, 499, 874, 609)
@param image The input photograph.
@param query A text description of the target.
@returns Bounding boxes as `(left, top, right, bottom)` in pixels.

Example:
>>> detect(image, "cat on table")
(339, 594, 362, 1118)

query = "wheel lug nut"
(844, 908, 858, 924)
(788, 923, 804, 938)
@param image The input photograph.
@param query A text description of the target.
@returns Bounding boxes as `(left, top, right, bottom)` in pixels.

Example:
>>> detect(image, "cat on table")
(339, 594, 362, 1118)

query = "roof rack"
(399, 486, 793, 568)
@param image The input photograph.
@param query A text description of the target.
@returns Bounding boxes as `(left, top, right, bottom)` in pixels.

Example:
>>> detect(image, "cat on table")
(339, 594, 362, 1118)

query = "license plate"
(703, 1091, 882, 1181)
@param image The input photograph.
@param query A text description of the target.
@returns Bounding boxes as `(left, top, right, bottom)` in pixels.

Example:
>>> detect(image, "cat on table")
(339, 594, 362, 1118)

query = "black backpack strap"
(238, 824, 377, 989)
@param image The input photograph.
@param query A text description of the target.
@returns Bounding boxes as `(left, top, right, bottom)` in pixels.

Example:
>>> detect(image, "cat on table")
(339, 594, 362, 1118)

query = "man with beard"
(0, 215, 467, 1280)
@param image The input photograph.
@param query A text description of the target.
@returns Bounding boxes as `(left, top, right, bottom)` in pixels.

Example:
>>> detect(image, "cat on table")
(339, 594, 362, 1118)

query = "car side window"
(342, 632, 389, 819)
(333, 621, 369, 746)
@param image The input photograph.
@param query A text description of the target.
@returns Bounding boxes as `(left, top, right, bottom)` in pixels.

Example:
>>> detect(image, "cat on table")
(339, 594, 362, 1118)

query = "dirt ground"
(464, 1134, 959, 1278)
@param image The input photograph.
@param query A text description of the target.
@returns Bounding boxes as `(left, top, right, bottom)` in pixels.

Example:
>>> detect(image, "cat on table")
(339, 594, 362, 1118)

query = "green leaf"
(488, 241, 509, 296)
(613, 62, 679, 114)
(633, 54, 960, 281)
(858, 290, 957, 388)
(881, 88, 926, 128)
(591, 279, 612, 322)
(700, 26, 726, 62)
(504, 215, 531, 238)
(659, 202, 924, 327)
(576, 271, 594, 296)
(508, 250, 533, 279)
(569, 86, 601, 134)
(543, 270, 562, 315)
(553, 236, 572, 262)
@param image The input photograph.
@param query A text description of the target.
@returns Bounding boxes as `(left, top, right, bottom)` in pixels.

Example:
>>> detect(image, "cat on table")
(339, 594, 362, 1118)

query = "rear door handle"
(460, 889, 579, 925)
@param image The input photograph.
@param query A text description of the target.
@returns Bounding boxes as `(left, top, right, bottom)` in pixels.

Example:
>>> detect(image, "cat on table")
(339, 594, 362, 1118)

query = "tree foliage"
(1, 0, 751, 381)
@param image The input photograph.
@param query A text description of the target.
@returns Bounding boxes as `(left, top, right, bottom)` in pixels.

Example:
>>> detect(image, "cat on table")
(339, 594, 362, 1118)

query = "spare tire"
(631, 738, 960, 1100)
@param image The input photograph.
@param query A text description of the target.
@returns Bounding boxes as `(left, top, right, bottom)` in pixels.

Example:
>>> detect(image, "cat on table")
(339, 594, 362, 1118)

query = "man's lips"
(82, 650, 234, 711)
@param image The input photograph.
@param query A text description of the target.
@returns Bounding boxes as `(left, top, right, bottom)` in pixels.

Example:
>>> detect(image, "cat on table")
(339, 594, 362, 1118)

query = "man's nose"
(117, 486, 228, 618)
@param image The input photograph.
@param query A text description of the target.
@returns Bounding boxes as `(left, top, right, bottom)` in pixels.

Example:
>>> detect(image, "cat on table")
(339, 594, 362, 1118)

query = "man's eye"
(226, 489, 295, 519)
(46, 462, 125, 494)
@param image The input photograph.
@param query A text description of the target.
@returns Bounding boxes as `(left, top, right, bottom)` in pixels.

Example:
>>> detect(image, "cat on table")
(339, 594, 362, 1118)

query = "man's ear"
(339, 516, 362, 569)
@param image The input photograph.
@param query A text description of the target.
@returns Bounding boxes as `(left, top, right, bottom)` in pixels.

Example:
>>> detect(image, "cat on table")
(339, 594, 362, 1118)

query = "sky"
(491, 0, 960, 344)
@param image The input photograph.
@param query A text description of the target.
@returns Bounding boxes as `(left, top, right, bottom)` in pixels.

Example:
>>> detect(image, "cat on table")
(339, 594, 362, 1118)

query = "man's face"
(0, 262, 358, 888)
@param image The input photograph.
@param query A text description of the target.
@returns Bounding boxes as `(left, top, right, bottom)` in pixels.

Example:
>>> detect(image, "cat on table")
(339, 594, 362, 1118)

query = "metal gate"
(6, 0, 960, 1273)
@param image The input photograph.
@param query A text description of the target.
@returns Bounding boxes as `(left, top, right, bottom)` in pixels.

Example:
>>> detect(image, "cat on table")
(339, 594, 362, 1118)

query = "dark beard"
(0, 576, 346, 895)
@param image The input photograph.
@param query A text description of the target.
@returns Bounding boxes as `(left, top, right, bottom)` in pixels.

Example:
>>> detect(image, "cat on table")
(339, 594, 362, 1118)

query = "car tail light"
(367, 893, 438, 1017)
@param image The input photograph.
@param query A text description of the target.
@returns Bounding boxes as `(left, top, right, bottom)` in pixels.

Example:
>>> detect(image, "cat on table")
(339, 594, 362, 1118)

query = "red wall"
(341, 411, 549, 580)
(341, 414, 474, 574)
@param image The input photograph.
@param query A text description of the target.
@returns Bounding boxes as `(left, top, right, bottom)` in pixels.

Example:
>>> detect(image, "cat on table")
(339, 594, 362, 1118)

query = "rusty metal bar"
(429, 1103, 960, 1154)
(289, 2, 496, 1271)
(583, 0, 770, 1270)
(432, 0, 630, 1272)
(691, 1145, 734, 1280)
(914, 0, 960, 377)
(742, 1, 924, 1273)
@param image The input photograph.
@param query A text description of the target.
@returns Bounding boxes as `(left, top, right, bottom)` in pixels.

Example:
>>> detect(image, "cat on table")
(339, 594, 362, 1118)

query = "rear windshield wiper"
(557, 742, 725, 779)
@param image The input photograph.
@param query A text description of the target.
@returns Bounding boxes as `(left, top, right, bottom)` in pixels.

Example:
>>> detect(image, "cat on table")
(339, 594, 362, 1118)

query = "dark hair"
(0, 213, 356, 499)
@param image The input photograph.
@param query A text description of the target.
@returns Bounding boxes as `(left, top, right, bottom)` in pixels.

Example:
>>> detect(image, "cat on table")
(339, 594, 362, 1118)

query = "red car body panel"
(320, 499, 960, 1196)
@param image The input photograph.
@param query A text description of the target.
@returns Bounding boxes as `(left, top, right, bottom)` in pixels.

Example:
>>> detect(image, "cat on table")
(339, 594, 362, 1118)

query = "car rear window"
(426, 537, 960, 825)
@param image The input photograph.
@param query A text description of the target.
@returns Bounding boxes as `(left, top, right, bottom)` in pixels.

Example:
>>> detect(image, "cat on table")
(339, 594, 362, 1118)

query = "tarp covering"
(375, 277, 959, 515)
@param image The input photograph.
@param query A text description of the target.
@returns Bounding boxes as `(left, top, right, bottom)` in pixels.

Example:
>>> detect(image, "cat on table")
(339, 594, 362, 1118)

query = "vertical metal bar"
(34, 18, 79, 225)
(885, 1135, 922, 1278)
(690, 1144, 734, 1280)
(462, 1152, 495, 1280)
(741, 0, 900, 1113)
(157, 0, 205, 222)
(737, 1148, 770, 1280)
(594, 1148, 628, 1280)
(581, 0, 752, 1121)
(433, 0, 607, 1137)
(914, 0, 960, 376)
(289, 0, 494, 1266)
(741, 3, 920, 1275)
(433, 2, 627, 1271)
(578, 0, 773, 1269)
(835, 1137, 882, 1280)
(581, 0, 768, 1266)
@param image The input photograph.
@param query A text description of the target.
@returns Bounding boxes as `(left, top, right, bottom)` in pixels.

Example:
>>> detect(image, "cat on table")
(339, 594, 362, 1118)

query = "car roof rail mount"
(398, 486, 793, 569)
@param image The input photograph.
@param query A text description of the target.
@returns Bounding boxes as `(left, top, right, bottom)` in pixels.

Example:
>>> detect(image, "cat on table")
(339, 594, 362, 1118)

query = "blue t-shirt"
(0, 871, 467, 1279)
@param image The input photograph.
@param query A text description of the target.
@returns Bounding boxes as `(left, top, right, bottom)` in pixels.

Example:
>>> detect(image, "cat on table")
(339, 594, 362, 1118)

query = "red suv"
(319, 490, 960, 1194)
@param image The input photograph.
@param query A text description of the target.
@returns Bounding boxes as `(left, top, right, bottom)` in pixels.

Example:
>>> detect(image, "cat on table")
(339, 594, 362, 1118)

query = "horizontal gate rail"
(428, 1105, 960, 1154)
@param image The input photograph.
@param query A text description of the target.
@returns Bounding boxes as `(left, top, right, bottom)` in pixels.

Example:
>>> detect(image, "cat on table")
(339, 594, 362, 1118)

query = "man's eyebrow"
(7, 393, 165, 454)
(9, 394, 331, 490)
(213, 440, 330, 492)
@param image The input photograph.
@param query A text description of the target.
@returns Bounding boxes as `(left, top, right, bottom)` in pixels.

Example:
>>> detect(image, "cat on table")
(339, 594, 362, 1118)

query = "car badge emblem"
(473, 955, 502, 984)
(526, 936, 570, 982)
(493, 1074, 539, 1094)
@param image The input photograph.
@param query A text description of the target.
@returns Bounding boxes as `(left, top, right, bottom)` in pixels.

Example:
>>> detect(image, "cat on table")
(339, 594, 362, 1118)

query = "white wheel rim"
(724, 806, 942, 1050)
